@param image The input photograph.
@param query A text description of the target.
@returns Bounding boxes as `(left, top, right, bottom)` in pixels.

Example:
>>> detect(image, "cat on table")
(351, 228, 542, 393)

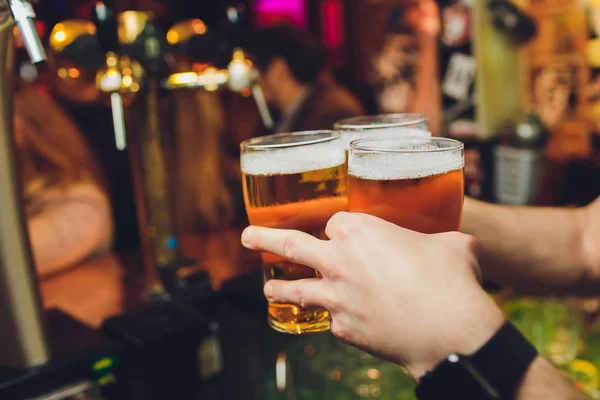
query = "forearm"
(461, 197, 600, 295)
(516, 357, 589, 399)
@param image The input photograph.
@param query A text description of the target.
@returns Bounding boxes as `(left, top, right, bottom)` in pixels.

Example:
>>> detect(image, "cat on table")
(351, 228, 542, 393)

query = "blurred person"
(15, 84, 113, 278)
(247, 24, 364, 133)
(241, 212, 591, 399)
(172, 90, 246, 232)
(371, 1, 442, 135)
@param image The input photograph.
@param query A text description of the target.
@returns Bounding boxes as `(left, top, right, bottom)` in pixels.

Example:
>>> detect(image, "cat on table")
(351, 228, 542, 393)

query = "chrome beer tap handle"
(0, 0, 49, 369)
(92, 1, 127, 151)
(9, 0, 45, 63)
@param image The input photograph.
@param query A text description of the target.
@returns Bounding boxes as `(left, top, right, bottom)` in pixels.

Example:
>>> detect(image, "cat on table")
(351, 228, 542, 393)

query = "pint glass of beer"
(334, 114, 431, 154)
(348, 137, 464, 233)
(241, 131, 347, 334)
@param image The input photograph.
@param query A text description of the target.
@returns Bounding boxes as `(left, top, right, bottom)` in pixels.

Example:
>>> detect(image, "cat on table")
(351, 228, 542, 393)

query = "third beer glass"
(348, 137, 464, 233)
(241, 130, 347, 334)
(334, 113, 431, 155)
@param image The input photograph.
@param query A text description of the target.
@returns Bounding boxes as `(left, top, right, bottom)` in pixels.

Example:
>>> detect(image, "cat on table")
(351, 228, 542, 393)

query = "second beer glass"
(241, 130, 347, 334)
(348, 137, 464, 233)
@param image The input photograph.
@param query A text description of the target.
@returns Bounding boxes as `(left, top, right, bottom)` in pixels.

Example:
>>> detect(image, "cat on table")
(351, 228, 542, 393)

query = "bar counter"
(38, 230, 600, 399)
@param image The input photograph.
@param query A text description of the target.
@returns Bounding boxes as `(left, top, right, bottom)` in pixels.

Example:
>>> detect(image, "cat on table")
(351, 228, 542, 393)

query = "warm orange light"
(166, 31, 179, 45)
(107, 53, 118, 68)
(191, 19, 207, 35)
(54, 30, 66, 43)
(49, 20, 96, 53)
(232, 49, 245, 60)
(167, 19, 207, 45)
(169, 72, 198, 86)
(122, 75, 133, 87)
(367, 368, 380, 380)
(119, 11, 149, 44)
(67, 68, 80, 79)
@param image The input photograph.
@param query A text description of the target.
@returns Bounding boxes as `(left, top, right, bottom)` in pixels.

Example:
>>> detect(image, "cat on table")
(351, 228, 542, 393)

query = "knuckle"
(458, 233, 480, 260)
(282, 234, 297, 260)
(442, 232, 478, 252)
(336, 219, 361, 239)
(441, 232, 482, 279)
(330, 319, 348, 341)
(292, 285, 305, 308)
(326, 212, 350, 235)
(330, 211, 350, 224)
(461, 233, 479, 252)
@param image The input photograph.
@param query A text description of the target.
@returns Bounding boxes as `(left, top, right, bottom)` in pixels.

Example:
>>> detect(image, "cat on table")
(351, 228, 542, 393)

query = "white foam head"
(241, 138, 345, 175)
(349, 139, 464, 180)
(340, 127, 431, 150)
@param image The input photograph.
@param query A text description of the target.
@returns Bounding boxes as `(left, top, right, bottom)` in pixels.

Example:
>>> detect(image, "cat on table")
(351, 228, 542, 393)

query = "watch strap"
(469, 322, 537, 398)
(416, 322, 538, 399)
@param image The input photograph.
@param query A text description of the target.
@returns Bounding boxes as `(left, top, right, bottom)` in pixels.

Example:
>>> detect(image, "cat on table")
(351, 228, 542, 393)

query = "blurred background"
(19, 0, 600, 254)
(1, 0, 600, 399)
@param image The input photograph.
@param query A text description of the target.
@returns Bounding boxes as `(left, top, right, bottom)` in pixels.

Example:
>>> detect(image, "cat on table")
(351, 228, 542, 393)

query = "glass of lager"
(241, 130, 347, 334)
(334, 114, 431, 154)
(348, 137, 464, 233)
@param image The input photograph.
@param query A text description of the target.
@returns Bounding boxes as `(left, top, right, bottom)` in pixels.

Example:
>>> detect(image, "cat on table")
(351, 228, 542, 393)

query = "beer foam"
(349, 149, 463, 180)
(241, 144, 346, 175)
(340, 127, 432, 150)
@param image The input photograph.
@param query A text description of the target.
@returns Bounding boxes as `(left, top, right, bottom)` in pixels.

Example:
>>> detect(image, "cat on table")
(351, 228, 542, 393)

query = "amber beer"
(348, 137, 464, 233)
(241, 131, 347, 334)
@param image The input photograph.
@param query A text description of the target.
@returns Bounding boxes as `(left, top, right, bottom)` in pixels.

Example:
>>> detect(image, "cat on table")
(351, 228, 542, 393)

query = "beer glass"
(334, 113, 431, 155)
(348, 137, 464, 233)
(241, 130, 347, 334)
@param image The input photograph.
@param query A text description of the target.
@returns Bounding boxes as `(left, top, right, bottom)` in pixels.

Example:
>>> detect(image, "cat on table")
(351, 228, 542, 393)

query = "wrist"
(415, 322, 539, 400)
(407, 296, 506, 380)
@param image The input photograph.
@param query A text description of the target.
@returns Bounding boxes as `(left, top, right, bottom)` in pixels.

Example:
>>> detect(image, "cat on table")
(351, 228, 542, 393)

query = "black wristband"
(416, 322, 538, 400)
(470, 322, 538, 398)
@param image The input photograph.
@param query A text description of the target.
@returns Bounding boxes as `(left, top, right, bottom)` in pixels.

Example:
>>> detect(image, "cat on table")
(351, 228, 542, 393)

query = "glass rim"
(240, 130, 340, 151)
(350, 137, 464, 154)
(334, 113, 428, 131)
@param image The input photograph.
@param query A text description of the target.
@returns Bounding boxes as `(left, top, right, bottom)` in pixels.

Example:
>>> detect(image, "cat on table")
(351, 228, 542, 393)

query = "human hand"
(241, 212, 505, 379)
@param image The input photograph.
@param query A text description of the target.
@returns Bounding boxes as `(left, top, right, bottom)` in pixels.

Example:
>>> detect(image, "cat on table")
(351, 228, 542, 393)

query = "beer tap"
(223, 3, 272, 129)
(117, 11, 191, 298)
(48, 9, 193, 298)
(164, 19, 229, 92)
(48, 19, 103, 72)
(163, 19, 274, 130)
(227, 47, 273, 130)
(47, 18, 143, 108)
(9, 0, 44, 62)
(91, 2, 128, 151)
(0, 0, 49, 368)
